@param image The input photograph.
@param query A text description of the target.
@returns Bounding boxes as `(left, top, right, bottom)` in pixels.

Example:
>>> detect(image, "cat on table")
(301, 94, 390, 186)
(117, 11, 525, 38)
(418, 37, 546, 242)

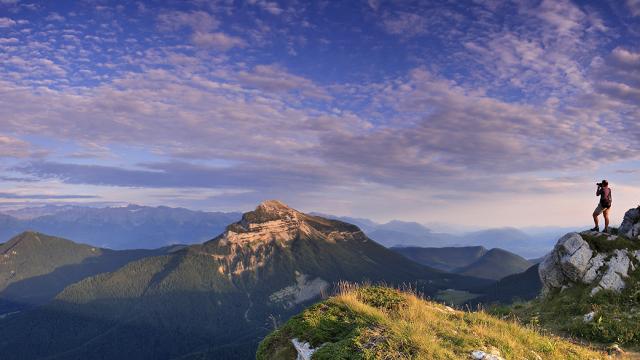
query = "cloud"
(610, 47, 640, 68)
(45, 12, 65, 22)
(191, 31, 246, 50)
(236, 64, 331, 100)
(0, 192, 98, 199)
(627, 0, 640, 17)
(14, 160, 342, 191)
(0, 17, 16, 27)
(368, 0, 381, 11)
(0, 135, 39, 158)
(156, 10, 245, 51)
(157, 10, 218, 32)
(589, 47, 640, 106)
(248, 0, 284, 15)
(381, 11, 427, 37)
(530, 0, 586, 35)
(318, 67, 639, 187)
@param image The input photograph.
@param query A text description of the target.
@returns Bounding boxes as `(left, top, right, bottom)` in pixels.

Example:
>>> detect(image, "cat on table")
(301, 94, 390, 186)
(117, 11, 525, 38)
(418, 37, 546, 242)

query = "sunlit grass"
(257, 284, 606, 359)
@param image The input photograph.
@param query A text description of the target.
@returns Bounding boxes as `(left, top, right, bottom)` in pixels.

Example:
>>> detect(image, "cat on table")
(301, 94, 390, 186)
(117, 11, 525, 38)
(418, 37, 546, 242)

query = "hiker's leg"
(593, 211, 599, 227)
(603, 208, 610, 229)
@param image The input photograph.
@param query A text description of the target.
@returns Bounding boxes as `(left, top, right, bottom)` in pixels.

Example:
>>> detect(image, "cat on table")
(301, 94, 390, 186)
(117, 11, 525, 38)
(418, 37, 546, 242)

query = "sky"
(0, 0, 639, 228)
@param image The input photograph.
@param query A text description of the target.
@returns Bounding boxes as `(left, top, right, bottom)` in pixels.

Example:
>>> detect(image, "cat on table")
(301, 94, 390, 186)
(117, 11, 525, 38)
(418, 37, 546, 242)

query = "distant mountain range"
(0, 204, 241, 249)
(0, 205, 568, 257)
(319, 214, 570, 258)
(392, 246, 533, 280)
(0, 201, 491, 360)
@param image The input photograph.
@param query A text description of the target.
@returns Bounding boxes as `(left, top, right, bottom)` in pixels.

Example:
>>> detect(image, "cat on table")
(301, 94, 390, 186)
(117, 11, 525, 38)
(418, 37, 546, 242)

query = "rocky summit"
(540, 207, 640, 296)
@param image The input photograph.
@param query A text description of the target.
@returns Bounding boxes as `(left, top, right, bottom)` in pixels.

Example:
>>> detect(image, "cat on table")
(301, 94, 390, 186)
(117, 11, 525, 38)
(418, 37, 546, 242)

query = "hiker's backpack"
(601, 188, 612, 208)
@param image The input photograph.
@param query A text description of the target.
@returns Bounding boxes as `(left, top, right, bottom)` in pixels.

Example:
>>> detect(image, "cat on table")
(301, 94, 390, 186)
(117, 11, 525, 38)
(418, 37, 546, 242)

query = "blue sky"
(0, 0, 639, 227)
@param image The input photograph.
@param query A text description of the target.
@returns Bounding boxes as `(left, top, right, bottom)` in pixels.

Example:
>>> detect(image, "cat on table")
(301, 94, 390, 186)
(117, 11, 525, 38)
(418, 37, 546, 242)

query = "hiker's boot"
(590, 226, 599, 232)
(603, 227, 609, 234)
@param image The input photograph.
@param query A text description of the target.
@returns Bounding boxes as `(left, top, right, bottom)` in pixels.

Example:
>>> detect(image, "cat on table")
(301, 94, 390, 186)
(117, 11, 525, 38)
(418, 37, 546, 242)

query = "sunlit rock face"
(203, 200, 369, 277)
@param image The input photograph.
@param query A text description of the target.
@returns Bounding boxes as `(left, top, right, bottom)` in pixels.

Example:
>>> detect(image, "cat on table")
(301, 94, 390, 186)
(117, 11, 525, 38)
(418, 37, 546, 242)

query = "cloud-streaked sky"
(1, 0, 639, 228)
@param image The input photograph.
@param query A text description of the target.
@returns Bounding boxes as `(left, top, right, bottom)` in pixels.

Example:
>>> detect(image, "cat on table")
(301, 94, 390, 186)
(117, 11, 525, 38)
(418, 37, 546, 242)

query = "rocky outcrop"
(539, 212, 640, 296)
(539, 233, 594, 294)
(619, 206, 640, 239)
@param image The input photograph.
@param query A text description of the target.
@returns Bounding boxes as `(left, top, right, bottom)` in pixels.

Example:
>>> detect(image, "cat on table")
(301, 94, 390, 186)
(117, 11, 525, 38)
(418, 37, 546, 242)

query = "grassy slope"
(456, 248, 532, 280)
(257, 286, 605, 359)
(494, 230, 640, 348)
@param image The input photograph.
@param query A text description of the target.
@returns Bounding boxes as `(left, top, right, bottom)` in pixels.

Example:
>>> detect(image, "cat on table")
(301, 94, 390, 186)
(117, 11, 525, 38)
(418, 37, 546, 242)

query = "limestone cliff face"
(539, 207, 640, 296)
(200, 200, 367, 278)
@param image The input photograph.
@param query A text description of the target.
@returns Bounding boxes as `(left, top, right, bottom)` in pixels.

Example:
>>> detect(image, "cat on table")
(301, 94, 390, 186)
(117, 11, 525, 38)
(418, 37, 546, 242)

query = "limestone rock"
(592, 250, 631, 295)
(292, 338, 318, 360)
(619, 207, 640, 238)
(539, 252, 564, 295)
(582, 253, 605, 283)
(557, 233, 593, 283)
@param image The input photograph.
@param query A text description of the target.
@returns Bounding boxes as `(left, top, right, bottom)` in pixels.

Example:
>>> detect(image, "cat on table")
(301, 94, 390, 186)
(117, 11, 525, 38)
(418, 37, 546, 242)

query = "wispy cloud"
(0, 17, 16, 27)
(0, 192, 98, 199)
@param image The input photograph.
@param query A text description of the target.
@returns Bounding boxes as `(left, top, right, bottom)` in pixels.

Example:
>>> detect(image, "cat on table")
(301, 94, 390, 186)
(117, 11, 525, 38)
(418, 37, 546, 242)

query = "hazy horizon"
(1, 0, 639, 228)
(0, 200, 595, 233)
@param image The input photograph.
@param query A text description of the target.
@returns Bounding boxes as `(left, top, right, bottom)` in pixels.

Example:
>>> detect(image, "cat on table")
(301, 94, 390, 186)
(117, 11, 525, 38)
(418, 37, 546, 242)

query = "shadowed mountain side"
(454, 248, 533, 280)
(0, 291, 265, 360)
(0, 232, 179, 312)
(470, 264, 542, 305)
(0, 201, 492, 359)
(391, 246, 488, 272)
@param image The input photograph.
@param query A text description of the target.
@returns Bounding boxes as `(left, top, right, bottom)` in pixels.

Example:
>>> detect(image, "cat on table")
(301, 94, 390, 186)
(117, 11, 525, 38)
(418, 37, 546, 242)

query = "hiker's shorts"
(594, 204, 610, 215)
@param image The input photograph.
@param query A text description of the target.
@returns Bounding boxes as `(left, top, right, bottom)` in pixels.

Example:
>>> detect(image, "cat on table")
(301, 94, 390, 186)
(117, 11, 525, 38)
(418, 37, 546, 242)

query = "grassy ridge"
(257, 285, 605, 359)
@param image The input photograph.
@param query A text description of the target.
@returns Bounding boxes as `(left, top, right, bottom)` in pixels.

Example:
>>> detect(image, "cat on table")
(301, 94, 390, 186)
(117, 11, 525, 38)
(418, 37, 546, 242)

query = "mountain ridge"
(0, 231, 174, 313)
(0, 201, 492, 360)
(455, 248, 533, 280)
(0, 204, 241, 249)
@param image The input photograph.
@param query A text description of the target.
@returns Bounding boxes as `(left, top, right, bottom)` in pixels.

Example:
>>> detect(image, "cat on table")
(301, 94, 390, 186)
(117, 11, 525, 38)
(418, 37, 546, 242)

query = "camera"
(596, 182, 603, 186)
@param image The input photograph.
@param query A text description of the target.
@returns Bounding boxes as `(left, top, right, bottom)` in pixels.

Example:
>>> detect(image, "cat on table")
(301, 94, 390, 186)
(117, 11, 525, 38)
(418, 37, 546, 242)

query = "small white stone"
(470, 350, 505, 360)
(292, 338, 317, 360)
(583, 311, 595, 322)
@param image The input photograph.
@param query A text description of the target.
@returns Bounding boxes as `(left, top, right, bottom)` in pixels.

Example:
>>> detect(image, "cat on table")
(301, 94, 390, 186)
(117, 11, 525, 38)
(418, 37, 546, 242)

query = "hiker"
(591, 180, 612, 233)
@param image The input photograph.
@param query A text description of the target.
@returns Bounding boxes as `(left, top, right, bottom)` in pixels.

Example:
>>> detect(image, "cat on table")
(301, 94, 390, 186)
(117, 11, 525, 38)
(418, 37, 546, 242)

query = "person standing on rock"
(591, 180, 612, 233)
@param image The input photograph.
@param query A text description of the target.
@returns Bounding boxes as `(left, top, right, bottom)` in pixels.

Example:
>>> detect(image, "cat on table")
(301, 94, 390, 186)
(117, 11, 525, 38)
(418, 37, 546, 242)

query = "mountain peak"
(240, 200, 300, 226)
(209, 201, 362, 253)
(256, 199, 294, 214)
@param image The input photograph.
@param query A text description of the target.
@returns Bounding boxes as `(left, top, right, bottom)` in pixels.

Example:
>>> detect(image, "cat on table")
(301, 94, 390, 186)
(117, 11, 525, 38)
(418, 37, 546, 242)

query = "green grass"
(581, 230, 640, 253)
(257, 285, 606, 359)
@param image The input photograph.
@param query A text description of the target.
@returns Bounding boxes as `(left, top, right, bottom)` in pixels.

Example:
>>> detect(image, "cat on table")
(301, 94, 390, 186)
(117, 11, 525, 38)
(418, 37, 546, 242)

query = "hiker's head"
(598, 180, 609, 187)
